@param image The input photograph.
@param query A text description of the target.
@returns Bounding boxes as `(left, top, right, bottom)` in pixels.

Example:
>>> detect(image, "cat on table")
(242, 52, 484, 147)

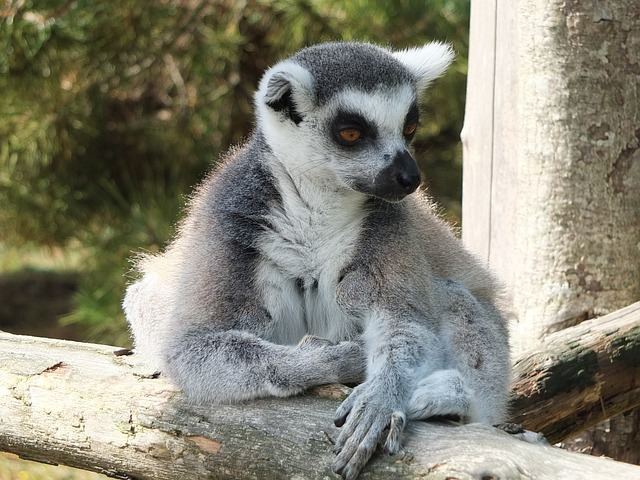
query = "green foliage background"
(0, 0, 469, 345)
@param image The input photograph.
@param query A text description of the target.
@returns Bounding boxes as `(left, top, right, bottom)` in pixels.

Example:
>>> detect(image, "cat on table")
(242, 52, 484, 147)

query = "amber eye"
(338, 128, 362, 143)
(403, 123, 418, 137)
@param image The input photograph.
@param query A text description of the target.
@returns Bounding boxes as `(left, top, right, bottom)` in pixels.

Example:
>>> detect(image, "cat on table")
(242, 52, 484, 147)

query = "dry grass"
(0, 453, 107, 480)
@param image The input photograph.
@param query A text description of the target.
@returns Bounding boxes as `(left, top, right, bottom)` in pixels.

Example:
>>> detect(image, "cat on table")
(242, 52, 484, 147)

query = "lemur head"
(255, 42, 454, 202)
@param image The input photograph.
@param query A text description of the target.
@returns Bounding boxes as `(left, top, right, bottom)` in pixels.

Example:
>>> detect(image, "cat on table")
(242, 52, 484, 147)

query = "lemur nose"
(393, 150, 421, 194)
(397, 169, 421, 193)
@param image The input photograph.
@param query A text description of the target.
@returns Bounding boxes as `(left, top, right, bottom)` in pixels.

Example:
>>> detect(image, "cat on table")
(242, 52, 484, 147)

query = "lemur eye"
(338, 128, 363, 143)
(403, 123, 418, 137)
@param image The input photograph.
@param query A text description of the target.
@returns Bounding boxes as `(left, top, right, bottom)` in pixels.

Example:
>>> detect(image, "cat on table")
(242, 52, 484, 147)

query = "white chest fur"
(256, 161, 367, 345)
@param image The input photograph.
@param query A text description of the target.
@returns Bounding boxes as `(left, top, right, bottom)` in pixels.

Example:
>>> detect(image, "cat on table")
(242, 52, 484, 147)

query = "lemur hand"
(332, 380, 406, 480)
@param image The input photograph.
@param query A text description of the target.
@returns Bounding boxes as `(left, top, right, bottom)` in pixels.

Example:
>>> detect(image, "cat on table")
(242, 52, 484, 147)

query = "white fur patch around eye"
(331, 86, 417, 138)
(393, 42, 455, 91)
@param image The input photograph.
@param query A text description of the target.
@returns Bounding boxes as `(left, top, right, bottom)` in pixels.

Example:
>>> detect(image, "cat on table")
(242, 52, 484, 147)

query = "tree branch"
(510, 301, 640, 444)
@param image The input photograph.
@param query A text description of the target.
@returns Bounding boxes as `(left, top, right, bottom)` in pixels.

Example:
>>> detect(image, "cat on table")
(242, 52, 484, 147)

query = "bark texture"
(1, 323, 640, 479)
(512, 0, 640, 347)
(463, 0, 640, 352)
(510, 301, 640, 443)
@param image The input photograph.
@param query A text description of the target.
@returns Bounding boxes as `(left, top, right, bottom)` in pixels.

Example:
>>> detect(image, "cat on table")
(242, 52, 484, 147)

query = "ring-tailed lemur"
(124, 41, 511, 480)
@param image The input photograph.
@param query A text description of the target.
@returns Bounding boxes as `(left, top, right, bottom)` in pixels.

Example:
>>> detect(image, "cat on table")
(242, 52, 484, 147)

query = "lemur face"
(255, 42, 454, 202)
(319, 86, 422, 202)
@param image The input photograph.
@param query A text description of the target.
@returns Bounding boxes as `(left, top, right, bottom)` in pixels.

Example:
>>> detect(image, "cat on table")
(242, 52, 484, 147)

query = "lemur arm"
(165, 326, 366, 404)
(331, 308, 438, 479)
(331, 268, 509, 480)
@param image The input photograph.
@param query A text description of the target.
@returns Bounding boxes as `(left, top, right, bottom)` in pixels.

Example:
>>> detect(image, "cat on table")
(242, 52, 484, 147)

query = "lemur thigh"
(406, 369, 473, 421)
(407, 280, 510, 424)
(165, 327, 366, 404)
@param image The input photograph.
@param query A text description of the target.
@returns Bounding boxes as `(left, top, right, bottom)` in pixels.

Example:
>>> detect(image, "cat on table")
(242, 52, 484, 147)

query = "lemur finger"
(334, 401, 366, 454)
(332, 416, 387, 480)
(383, 411, 406, 453)
(334, 392, 358, 428)
(333, 420, 373, 467)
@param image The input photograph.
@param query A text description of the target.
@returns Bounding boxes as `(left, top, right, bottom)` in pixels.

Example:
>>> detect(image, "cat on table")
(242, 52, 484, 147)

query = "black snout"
(393, 150, 422, 194)
(371, 150, 421, 201)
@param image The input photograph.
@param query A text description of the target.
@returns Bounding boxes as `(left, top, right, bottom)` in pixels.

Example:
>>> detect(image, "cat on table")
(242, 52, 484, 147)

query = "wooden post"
(460, 0, 520, 292)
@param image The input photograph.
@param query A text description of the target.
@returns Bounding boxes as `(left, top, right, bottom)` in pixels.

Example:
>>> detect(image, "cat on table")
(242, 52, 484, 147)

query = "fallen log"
(1, 321, 640, 479)
(511, 301, 640, 443)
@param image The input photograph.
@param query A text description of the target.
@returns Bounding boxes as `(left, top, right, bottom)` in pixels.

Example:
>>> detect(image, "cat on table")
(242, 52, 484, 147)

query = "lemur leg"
(408, 280, 510, 424)
(165, 326, 366, 404)
(406, 369, 472, 421)
(332, 281, 509, 480)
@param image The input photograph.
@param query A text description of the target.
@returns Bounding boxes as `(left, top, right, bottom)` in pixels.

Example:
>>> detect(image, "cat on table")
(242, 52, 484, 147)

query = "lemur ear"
(257, 61, 315, 125)
(393, 42, 455, 91)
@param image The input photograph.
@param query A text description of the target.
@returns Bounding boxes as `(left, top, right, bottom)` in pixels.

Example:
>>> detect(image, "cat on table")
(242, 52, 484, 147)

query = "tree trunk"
(462, 0, 640, 462)
(1, 313, 639, 479)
